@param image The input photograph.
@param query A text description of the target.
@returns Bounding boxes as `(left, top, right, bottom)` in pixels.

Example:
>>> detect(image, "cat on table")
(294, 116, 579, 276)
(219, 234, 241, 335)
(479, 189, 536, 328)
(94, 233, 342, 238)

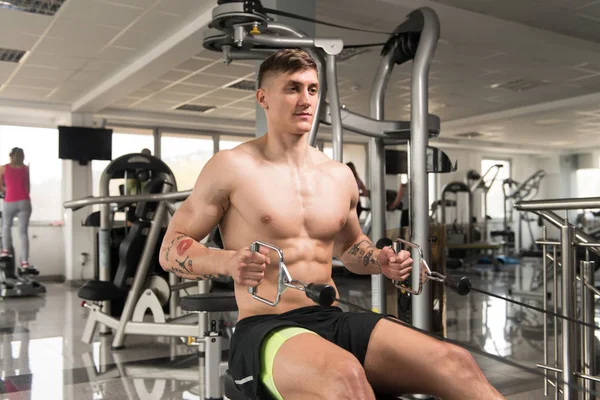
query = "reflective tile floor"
(0, 260, 598, 399)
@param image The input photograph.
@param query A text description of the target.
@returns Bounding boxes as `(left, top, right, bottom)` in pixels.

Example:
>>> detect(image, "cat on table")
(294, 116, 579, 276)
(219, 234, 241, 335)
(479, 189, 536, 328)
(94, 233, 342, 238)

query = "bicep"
(166, 156, 232, 241)
(333, 170, 363, 256)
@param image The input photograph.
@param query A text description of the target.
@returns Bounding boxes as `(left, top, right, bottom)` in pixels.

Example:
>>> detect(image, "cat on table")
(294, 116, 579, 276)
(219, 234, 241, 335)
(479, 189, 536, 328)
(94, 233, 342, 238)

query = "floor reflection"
(0, 259, 597, 399)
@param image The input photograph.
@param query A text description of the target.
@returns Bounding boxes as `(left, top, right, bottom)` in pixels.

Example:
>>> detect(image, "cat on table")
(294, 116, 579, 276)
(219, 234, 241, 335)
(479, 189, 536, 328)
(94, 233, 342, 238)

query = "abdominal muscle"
(235, 253, 339, 321)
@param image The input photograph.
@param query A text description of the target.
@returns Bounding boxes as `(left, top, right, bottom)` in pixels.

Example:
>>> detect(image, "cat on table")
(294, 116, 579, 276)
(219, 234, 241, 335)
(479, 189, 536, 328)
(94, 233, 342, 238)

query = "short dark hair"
(10, 147, 23, 156)
(258, 49, 318, 88)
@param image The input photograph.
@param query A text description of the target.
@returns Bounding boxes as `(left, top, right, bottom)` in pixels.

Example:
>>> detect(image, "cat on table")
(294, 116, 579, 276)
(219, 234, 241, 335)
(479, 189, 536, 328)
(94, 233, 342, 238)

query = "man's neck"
(262, 130, 310, 167)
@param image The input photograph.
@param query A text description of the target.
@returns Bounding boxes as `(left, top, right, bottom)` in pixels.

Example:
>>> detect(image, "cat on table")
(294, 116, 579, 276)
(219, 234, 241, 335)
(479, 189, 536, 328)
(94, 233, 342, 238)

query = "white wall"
(7, 225, 65, 277)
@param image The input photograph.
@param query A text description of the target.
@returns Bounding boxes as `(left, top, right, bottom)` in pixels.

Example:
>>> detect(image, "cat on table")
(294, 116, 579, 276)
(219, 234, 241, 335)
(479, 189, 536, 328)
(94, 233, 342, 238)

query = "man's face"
(257, 68, 319, 135)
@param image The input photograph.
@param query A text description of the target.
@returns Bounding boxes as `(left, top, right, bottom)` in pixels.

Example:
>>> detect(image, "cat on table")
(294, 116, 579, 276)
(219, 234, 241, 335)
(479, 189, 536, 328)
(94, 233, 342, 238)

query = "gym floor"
(0, 260, 597, 399)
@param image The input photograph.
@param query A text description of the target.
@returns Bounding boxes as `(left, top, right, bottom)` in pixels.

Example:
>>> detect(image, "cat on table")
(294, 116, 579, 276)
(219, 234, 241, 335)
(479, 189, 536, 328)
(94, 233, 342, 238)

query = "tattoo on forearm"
(363, 250, 374, 266)
(165, 238, 175, 261)
(348, 240, 380, 270)
(175, 256, 191, 272)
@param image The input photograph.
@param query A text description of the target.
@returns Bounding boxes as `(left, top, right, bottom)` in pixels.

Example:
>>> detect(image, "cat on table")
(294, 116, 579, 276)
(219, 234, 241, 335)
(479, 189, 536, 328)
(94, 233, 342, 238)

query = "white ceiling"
(1, 0, 600, 151)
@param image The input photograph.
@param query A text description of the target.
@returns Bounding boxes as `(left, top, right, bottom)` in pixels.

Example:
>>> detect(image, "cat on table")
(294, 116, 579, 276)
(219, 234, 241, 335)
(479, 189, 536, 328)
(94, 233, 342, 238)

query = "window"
(92, 130, 155, 197)
(160, 132, 214, 190)
(481, 159, 511, 219)
(0, 125, 62, 222)
(219, 135, 253, 151)
(576, 168, 600, 198)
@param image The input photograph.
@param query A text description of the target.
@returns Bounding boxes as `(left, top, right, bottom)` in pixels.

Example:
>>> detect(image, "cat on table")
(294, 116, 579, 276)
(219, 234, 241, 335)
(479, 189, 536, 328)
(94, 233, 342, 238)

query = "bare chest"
(231, 167, 350, 240)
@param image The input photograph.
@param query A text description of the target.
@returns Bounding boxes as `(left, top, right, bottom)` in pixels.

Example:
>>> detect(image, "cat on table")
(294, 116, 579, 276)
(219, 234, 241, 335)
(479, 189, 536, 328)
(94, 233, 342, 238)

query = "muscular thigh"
(363, 318, 449, 395)
(272, 332, 361, 400)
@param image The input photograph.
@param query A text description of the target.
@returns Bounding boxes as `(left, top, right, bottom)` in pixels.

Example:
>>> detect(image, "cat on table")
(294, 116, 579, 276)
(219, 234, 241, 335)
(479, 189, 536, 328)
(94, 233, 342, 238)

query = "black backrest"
(135, 179, 167, 221)
(113, 179, 167, 289)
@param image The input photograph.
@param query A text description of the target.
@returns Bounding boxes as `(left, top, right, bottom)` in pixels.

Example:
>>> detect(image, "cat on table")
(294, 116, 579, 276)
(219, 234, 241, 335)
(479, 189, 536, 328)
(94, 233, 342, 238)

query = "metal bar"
(64, 190, 192, 209)
(326, 53, 343, 162)
(112, 182, 174, 349)
(581, 278, 600, 297)
(536, 210, 600, 257)
(170, 281, 199, 291)
(542, 226, 548, 396)
(536, 240, 562, 246)
(412, 7, 440, 332)
(319, 103, 441, 139)
(575, 373, 600, 384)
(123, 322, 200, 337)
(246, 34, 314, 48)
(546, 378, 564, 395)
(369, 34, 396, 314)
(553, 244, 559, 400)
(574, 242, 600, 247)
(538, 364, 563, 373)
(98, 164, 113, 334)
(561, 224, 575, 399)
(583, 260, 596, 398)
(515, 197, 600, 211)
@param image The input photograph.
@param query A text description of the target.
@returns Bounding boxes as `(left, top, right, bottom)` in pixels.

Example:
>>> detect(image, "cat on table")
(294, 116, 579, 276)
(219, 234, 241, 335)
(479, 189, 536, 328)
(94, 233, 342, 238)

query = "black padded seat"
(180, 291, 238, 313)
(78, 280, 127, 301)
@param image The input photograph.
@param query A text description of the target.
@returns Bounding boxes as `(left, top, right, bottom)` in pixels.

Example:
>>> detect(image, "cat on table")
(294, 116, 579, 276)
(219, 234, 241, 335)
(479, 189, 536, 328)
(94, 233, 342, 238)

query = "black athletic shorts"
(228, 305, 385, 399)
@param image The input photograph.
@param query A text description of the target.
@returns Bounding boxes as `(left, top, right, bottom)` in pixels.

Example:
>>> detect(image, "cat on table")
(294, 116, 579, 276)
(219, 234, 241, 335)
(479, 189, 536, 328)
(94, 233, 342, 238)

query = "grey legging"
(1, 199, 31, 263)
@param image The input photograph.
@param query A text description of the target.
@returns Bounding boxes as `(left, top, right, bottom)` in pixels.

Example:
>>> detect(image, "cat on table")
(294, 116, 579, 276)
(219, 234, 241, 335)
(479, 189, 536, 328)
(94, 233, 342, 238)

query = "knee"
(440, 344, 482, 380)
(325, 356, 371, 397)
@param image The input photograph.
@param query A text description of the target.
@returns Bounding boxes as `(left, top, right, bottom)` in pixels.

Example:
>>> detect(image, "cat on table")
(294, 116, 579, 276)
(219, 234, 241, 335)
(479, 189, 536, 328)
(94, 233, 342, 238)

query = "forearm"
(160, 232, 233, 279)
(339, 234, 382, 275)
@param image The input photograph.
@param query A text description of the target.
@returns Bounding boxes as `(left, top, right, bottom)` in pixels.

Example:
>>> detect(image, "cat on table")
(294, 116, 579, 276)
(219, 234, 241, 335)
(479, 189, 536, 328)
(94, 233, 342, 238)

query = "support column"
(61, 113, 99, 282)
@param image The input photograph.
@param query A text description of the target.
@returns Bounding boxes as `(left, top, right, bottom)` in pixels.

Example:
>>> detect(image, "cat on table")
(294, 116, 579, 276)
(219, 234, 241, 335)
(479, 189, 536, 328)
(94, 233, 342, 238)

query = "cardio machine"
(0, 195, 46, 298)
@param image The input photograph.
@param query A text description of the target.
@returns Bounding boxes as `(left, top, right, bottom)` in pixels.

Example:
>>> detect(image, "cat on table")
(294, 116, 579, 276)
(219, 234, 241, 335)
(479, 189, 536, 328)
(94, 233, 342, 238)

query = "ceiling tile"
(182, 73, 237, 87)
(203, 63, 256, 78)
(163, 83, 211, 96)
(0, 8, 52, 36)
(0, 85, 53, 100)
(99, 46, 137, 63)
(111, 30, 151, 50)
(158, 70, 191, 82)
(207, 107, 255, 119)
(10, 76, 59, 89)
(46, 88, 86, 103)
(189, 97, 242, 107)
(131, 10, 180, 34)
(98, 0, 157, 9)
(0, 29, 39, 51)
(58, 0, 144, 28)
(35, 36, 104, 58)
(47, 18, 121, 45)
(176, 58, 214, 72)
(18, 65, 76, 81)
(194, 50, 224, 61)
(0, 61, 19, 81)
(25, 52, 90, 70)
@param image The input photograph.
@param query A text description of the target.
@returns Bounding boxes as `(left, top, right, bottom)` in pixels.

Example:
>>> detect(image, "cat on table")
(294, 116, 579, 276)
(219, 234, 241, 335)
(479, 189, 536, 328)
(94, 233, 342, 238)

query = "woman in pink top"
(0, 147, 35, 273)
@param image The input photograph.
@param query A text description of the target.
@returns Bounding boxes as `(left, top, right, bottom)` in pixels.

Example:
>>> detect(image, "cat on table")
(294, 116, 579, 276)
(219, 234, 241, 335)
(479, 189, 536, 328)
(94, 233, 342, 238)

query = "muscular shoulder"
(310, 148, 357, 192)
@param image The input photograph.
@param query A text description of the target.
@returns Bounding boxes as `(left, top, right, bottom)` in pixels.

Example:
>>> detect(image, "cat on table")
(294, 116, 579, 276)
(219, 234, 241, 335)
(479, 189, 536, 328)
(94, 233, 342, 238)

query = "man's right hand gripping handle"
(228, 245, 271, 287)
